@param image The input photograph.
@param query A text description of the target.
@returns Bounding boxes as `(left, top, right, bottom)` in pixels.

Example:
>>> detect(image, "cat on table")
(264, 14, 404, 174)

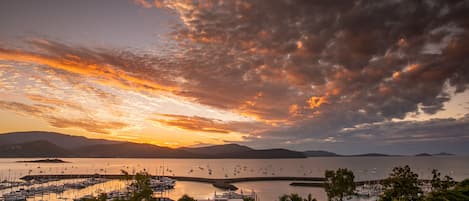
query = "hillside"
(0, 140, 72, 157)
(182, 144, 253, 156)
(303, 150, 339, 157)
(74, 142, 195, 158)
(0, 131, 118, 149)
(0, 131, 306, 158)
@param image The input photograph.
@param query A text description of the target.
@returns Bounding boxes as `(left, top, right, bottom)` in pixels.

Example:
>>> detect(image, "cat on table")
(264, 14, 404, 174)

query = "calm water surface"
(1, 157, 468, 201)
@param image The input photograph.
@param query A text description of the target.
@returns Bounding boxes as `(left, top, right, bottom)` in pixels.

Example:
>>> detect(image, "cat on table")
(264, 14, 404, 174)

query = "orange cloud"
(403, 63, 420, 73)
(132, 0, 152, 8)
(307, 96, 327, 109)
(27, 94, 84, 111)
(0, 48, 178, 94)
(289, 104, 300, 116)
(47, 116, 128, 134)
(0, 100, 55, 117)
(0, 100, 127, 134)
(152, 114, 233, 134)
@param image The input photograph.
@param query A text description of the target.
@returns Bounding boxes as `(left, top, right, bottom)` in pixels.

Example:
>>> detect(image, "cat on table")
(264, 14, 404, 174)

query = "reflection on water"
(1, 157, 468, 201)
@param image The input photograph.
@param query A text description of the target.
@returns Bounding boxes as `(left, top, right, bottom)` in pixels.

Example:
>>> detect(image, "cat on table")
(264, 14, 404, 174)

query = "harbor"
(20, 175, 325, 191)
(1, 173, 438, 201)
(1, 157, 467, 201)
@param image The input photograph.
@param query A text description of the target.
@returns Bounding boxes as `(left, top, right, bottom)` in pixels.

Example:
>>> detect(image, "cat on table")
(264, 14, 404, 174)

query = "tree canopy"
(178, 194, 196, 201)
(324, 168, 356, 201)
(379, 165, 423, 201)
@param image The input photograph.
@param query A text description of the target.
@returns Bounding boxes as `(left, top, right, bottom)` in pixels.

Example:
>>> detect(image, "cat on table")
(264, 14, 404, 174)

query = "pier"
(20, 174, 325, 190)
(21, 174, 431, 190)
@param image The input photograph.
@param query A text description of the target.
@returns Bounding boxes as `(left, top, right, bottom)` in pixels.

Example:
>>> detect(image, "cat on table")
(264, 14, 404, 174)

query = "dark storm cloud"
(1, 0, 469, 151)
(153, 0, 469, 149)
(341, 115, 469, 143)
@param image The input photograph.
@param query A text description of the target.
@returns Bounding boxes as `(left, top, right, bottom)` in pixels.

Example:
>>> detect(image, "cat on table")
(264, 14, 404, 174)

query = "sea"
(1, 156, 468, 201)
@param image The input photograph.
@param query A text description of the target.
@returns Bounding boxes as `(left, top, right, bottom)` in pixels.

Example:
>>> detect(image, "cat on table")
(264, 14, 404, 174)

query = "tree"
(178, 194, 196, 201)
(279, 193, 317, 201)
(279, 193, 303, 201)
(81, 193, 107, 201)
(304, 193, 317, 201)
(243, 197, 255, 201)
(431, 169, 456, 191)
(424, 179, 469, 201)
(129, 171, 153, 201)
(379, 165, 423, 201)
(324, 168, 356, 201)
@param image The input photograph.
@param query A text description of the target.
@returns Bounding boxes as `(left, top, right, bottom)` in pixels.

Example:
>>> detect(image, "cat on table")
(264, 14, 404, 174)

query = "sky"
(0, 0, 468, 154)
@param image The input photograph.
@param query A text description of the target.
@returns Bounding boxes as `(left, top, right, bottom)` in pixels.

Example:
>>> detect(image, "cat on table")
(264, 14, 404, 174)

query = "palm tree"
(304, 193, 317, 201)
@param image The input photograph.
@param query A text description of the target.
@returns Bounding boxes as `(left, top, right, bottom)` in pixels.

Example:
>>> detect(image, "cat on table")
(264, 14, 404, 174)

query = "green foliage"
(81, 193, 108, 201)
(324, 168, 356, 201)
(120, 169, 132, 181)
(430, 169, 456, 191)
(424, 179, 469, 201)
(379, 165, 423, 201)
(93, 170, 154, 201)
(243, 197, 255, 201)
(128, 171, 153, 201)
(178, 194, 197, 201)
(279, 193, 316, 201)
(304, 193, 317, 201)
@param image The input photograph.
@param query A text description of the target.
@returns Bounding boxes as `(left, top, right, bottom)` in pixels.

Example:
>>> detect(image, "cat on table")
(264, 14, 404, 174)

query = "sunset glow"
(1, 0, 469, 154)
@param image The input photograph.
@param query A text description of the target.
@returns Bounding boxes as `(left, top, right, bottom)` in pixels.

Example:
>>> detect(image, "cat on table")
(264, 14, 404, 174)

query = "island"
(16, 158, 69, 163)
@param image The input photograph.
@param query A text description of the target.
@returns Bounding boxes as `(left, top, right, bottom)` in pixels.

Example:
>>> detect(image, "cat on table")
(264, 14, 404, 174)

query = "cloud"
(0, 39, 178, 95)
(154, 0, 469, 146)
(0, 100, 55, 117)
(1, 1, 469, 151)
(341, 116, 469, 143)
(132, 0, 152, 8)
(0, 100, 128, 134)
(151, 113, 267, 134)
(47, 116, 128, 134)
(27, 94, 84, 111)
(152, 114, 233, 133)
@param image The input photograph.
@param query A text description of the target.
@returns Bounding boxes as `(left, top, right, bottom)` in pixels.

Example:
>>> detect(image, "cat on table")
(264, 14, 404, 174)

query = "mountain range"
(0, 131, 306, 158)
(0, 131, 455, 158)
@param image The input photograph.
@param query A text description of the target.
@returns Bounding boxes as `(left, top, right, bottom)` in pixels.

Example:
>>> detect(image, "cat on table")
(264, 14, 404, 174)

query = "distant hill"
(415, 153, 432, 157)
(0, 131, 118, 149)
(303, 150, 339, 157)
(433, 152, 454, 156)
(230, 149, 305, 158)
(0, 131, 305, 158)
(74, 142, 195, 158)
(350, 153, 391, 157)
(182, 143, 253, 156)
(415, 152, 454, 157)
(0, 140, 72, 157)
(0, 131, 455, 158)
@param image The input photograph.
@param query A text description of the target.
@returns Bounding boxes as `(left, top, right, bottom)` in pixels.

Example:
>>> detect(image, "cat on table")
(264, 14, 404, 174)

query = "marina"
(1, 157, 468, 201)
(0, 173, 437, 201)
(20, 175, 325, 190)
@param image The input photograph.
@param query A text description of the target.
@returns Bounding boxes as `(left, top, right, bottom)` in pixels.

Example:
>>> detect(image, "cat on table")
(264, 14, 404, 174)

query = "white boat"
(3, 193, 27, 201)
(149, 176, 176, 190)
(356, 183, 382, 197)
(199, 190, 257, 201)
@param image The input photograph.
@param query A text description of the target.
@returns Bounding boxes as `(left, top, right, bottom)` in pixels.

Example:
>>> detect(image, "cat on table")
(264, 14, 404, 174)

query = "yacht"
(149, 176, 176, 191)
(199, 190, 257, 201)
